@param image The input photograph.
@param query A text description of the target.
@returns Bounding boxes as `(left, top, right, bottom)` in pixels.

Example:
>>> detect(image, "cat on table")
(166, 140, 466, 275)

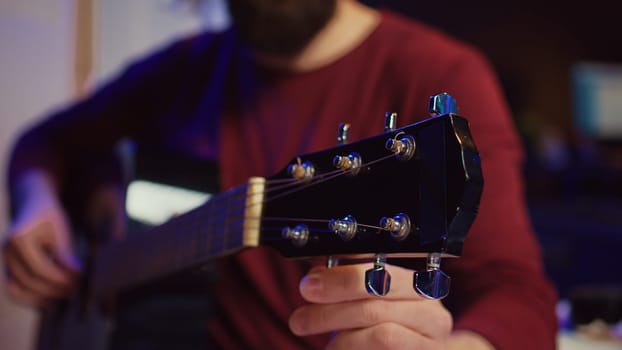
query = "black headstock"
(257, 93, 482, 301)
(259, 113, 482, 260)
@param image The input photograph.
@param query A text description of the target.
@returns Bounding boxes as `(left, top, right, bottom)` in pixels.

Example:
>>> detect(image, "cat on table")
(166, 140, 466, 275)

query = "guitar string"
(214, 152, 398, 208)
(181, 152, 401, 242)
(265, 152, 397, 199)
(256, 217, 386, 231)
(232, 154, 365, 194)
(100, 152, 402, 279)
(166, 151, 397, 241)
(137, 150, 396, 254)
(94, 129, 429, 292)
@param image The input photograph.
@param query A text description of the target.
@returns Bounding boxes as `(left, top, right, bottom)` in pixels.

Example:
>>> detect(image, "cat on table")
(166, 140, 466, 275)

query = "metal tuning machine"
(414, 253, 451, 300)
(380, 213, 411, 241)
(429, 92, 459, 116)
(288, 159, 315, 181)
(365, 254, 391, 296)
(281, 224, 309, 247)
(363, 113, 400, 296)
(325, 123, 352, 268)
(384, 111, 417, 161)
(385, 112, 398, 132)
(336, 123, 350, 145)
(412, 94, 457, 299)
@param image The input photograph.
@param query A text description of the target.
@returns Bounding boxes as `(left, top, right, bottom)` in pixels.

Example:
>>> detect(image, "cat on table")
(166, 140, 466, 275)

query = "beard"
(227, 0, 337, 57)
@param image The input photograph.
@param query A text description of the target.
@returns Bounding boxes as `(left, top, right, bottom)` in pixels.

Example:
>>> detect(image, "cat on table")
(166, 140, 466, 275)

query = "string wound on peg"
(413, 253, 451, 299)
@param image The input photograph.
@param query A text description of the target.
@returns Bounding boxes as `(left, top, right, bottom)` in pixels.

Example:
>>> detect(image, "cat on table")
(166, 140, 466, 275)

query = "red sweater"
(8, 10, 557, 350)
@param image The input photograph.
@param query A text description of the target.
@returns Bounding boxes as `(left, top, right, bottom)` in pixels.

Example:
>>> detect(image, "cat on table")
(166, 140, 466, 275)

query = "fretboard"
(90, 177, 265, 297)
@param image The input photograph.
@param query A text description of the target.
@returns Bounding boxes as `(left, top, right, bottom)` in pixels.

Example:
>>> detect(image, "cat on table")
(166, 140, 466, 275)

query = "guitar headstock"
(258, 93, 483, 299)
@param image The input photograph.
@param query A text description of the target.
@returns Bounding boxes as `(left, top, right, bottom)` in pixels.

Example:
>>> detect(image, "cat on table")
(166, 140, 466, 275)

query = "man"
(3, 0, 558, 348)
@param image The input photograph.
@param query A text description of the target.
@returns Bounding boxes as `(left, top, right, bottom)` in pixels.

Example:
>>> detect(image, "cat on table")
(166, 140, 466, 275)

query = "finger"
(290, 299, 451, 338)
(36, 214, 82, 273)
(9, 233, 76, 287)
(4, 248, 72, 299)
(326, 323, 435, 350)
(47, 231, 82, 274)
(300, 263, 424, 303)
(5, 279, 48, 308)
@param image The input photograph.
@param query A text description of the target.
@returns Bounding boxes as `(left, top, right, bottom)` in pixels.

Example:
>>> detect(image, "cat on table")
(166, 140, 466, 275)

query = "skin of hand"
(290, 263, 494, 350)
(2, 173, 81, 308)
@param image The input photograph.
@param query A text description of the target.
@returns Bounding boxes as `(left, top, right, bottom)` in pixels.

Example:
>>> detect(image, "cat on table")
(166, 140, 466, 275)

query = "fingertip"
(288, 307, 306, 336)
(5, 281, 46, 309)
(299, 273, 322, 301)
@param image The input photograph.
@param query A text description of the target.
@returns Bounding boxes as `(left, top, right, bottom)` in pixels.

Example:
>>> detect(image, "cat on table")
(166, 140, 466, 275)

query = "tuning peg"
(365, 254, 391, 296)
(384, 112, 397, 132)
(288, 159, 315, 181)
(337, 123, 350, 145)
(385, 133, 416, 161)
(428, 92, 459, 116)
(379, 212, 411, 241)
(328, 215, 358, 241)
(281, 224, 309, 247)
(333, 152, 362, 175)
(413, 253, 451, 299)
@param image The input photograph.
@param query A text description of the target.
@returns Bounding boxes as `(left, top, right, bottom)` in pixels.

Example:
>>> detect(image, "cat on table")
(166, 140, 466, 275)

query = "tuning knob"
(429, 92, 459, 116)
(385, 112, 398, 132)
(365, 254, 391, 296)
(281, 224, 309, 247)
(413, 253, 451, 299)
(337, 123, 350, 145)
(288, 159, 315, 181)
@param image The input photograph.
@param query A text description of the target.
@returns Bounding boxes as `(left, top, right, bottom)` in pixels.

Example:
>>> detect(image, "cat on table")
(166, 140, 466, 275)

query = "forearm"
(10, 169, 61, 217)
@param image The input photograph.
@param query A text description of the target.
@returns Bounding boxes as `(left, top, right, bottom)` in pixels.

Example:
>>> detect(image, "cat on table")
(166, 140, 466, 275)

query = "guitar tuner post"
(427, 253, 441, 270)
(379, 213, 411, 241)
(288, 159, 315, 181)
(385, 134, 416, 161)
(332, 152, 362, 175)
(281, 224, 309, 247)
(328, 215, 358, 241)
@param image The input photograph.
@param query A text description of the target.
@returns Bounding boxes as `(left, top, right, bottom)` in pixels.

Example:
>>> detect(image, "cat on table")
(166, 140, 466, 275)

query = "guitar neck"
(90, 178, 265, 298)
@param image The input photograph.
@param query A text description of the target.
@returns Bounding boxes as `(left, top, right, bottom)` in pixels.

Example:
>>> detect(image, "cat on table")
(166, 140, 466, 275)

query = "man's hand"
(289, 263, 453, 349)
(2, 172, 81, 308)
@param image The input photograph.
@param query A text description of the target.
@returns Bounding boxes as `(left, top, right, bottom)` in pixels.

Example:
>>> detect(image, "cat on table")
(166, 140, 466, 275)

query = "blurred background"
(1, 0, 620, 349)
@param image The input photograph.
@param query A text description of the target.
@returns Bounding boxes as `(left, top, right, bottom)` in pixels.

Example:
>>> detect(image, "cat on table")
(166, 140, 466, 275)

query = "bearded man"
(4, 1, 557, 349)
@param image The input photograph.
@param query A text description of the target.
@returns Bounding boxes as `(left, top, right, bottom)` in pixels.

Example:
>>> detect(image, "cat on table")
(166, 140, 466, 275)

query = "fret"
(221, 190, 230, 256)
(91, 178, 266, 297)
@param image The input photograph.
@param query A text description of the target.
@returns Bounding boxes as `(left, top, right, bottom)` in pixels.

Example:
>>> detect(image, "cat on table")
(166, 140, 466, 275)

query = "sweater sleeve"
(6, 35, 204, 214)
(434, 48, 559, 350)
